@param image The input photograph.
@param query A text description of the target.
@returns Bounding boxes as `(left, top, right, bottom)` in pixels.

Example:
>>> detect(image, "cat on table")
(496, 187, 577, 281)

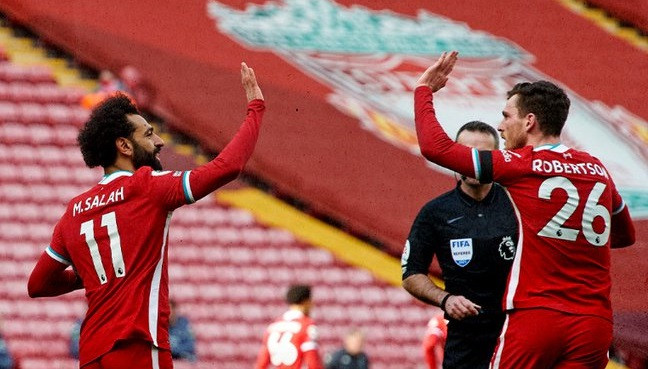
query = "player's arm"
(303, 324, 324, 369)
(183, 63, 265, 201)
(303, 349, 324, 369)
(153, 63, 265, 209)
(610, 200, 635, 249)
(28, 249, 83, 297)
(402, 205, 480, 319)
(254, 333, 270, 369)
(422, 334, 443, 369)
(414, 51, 495, 183)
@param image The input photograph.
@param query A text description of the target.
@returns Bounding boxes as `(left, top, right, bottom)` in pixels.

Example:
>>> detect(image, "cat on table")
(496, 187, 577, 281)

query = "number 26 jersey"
(483, 144, 625, 321)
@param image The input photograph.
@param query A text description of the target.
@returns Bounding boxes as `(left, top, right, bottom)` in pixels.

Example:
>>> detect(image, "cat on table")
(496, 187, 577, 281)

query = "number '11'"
(80, 211, 126, 284)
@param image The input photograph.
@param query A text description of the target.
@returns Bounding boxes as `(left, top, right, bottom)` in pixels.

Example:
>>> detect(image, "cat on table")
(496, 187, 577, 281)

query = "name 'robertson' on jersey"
(531, 157, 609, 178)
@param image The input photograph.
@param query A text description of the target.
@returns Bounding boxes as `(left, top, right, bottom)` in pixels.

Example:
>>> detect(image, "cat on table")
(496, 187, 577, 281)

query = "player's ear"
(115, 137, 133, 156)
(524, 113, 537, 133)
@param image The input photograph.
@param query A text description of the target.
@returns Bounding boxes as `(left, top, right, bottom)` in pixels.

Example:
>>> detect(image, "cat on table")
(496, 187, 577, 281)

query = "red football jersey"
(255, 310, 322, 369)
(423, 314, 447, 369)
(415, 87, 629, 321)
(489, 145, 623, 320)
(36, 99, 265, 365)
(47, 168, 191, 365)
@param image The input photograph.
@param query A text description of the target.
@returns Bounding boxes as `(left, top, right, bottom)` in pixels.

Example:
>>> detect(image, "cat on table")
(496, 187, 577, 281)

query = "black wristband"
(440, 293, 453, 311)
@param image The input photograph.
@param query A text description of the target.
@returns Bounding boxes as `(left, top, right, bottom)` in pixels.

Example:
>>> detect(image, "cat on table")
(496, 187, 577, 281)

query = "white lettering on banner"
(206, 0, 648, 217)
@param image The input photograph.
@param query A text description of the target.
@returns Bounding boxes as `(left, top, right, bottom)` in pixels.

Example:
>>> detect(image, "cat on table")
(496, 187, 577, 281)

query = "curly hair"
(507, 81, 570, 137)
(77, 93, 140, 168)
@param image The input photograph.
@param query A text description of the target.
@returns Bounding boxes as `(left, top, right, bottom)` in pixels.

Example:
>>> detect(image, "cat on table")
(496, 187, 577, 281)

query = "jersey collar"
(455, 181, 497, 206)
(282, 309, 305, 321)
(99, 170, 133, 184)
(533, 143, 569, 153)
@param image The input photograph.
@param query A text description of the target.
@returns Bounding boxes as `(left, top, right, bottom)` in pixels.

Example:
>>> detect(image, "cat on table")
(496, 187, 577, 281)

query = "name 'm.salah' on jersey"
(415, 87, 628, 321)
(403, 183, 518, 313)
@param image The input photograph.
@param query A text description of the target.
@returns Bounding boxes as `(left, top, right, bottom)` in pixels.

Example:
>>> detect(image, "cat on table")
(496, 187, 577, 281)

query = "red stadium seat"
(9, 83, 37, 103)
(0, 102, 19, 122)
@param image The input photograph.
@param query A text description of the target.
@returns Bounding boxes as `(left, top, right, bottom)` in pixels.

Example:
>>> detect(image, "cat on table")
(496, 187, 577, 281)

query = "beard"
(132, 141, 163, 171)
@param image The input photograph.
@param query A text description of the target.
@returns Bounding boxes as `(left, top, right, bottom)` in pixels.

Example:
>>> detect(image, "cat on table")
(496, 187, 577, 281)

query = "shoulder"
(495, 146, 533, 161)
(133, 166, 153, 180)
(301, 316, 317, 326)
(419, 188, 457, 214)
(492, 183, 510, 196)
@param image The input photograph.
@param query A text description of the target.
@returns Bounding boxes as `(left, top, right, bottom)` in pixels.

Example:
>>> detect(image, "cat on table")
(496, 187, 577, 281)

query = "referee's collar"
(454, 181, 497, 206)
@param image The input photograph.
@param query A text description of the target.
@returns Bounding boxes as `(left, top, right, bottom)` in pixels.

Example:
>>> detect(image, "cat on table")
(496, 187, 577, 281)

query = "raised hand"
(241, 62, 264, 102)
(416, 51, 458, 93)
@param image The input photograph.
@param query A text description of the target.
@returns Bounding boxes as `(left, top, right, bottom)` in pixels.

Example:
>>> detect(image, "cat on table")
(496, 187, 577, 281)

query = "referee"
(402, 121, 518, 369)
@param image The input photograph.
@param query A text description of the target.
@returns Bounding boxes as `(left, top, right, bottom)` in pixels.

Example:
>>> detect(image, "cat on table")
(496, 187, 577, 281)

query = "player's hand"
(415, 51, 458, 92)
(241, 62, 264, 102)
(444, 295, 481, 320)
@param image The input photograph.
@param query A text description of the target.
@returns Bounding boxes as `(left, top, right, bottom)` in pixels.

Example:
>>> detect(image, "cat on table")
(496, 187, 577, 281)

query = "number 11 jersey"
(47, 167, 192, 366)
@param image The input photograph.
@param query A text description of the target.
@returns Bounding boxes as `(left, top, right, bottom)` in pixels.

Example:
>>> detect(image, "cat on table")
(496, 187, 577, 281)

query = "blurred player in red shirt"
(27, 63, 265, 369)
(414, 52, 635, 369)
(256, 285, 323, 369)
(422, 312, 447, 369)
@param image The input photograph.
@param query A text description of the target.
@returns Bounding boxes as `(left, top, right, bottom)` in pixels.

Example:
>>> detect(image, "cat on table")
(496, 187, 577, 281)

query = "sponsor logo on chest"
(450, 238, 473, 267)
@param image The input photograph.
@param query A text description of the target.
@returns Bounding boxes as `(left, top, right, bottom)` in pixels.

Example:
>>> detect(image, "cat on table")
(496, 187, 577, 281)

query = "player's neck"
(460, 182, 492, 202)
(528, 134, 560, 149)
(289, 304, 309, 316)
(104, 158, 136, 176)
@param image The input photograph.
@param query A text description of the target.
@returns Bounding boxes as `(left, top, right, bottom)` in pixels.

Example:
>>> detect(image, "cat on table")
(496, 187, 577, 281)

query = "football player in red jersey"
(27, 63, 265, 369)
(255, 285, 323, 369)
(422, 312, 447, 369)
(413, 52, 635, 369)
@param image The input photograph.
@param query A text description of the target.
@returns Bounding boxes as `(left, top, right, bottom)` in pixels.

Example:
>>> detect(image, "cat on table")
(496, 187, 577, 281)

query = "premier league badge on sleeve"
(450, 238, 473, 267)
(499, 236, 516, 260)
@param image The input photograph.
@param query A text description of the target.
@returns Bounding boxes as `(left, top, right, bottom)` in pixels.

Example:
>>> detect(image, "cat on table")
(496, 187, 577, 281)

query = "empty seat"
(0, 102, 19, 122)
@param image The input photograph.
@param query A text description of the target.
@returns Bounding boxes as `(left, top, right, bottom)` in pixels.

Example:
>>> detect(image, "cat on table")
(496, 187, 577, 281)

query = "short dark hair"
(455, 121, 499, 148)
(507, 81, 570, 137)
(77, 93, 140, 168)
(286, 285, 311, 305)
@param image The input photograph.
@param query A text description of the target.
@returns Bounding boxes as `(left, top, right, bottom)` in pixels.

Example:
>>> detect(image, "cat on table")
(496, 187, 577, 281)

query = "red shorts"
(491, 308, 612, 369)
(82, 339, 173, 369)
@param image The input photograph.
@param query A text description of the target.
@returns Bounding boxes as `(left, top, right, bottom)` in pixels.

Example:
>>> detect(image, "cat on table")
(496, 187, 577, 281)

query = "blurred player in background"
(325, 328, 369, 369)
(256, 285, 323, 369)
(422, 312, 447, 369)
(402, 121, 518, 369)
(27, 62, 265, 369)
(168, 299, 196, 362)
(414, 51, 635, 369)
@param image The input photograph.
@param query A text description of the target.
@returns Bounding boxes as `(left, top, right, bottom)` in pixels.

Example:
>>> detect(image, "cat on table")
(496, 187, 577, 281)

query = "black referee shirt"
(402, 182, 518, 314)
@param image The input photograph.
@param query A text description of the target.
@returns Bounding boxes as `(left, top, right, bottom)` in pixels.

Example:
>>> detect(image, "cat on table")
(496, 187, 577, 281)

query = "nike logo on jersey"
(447, 216, 464, 224)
